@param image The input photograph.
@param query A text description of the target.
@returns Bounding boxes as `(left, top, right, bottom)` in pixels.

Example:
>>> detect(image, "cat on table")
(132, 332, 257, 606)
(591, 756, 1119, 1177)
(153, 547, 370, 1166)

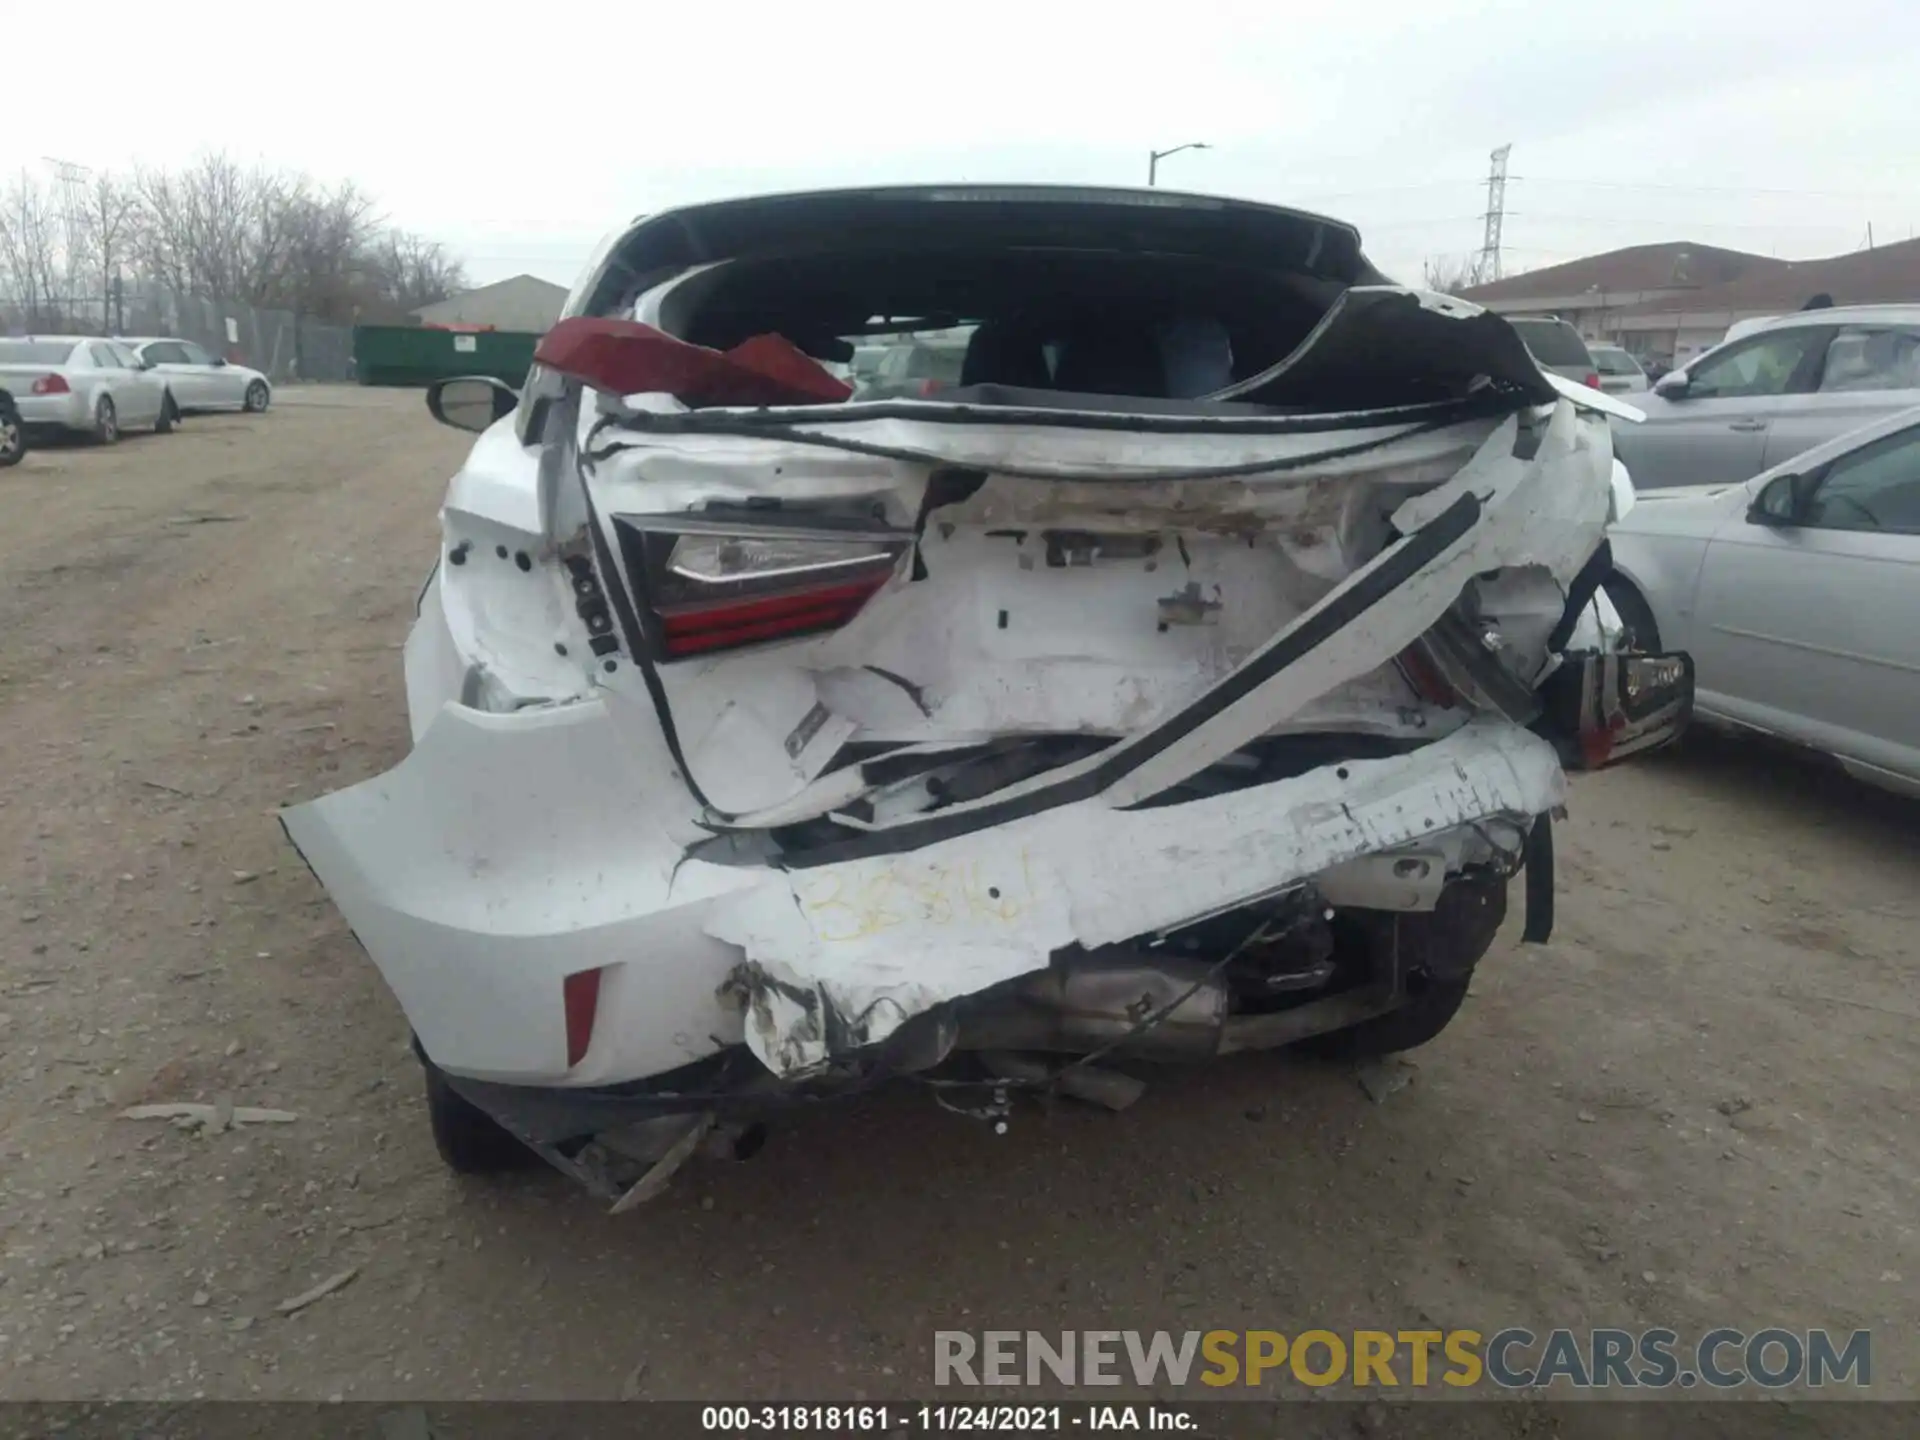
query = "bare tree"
(78, 171, 141, 329)
(0, 171, 65, 328)
(1422, 254, 1481, 296)
(364, 229, 468, 314)
(278, 181, 380, 321)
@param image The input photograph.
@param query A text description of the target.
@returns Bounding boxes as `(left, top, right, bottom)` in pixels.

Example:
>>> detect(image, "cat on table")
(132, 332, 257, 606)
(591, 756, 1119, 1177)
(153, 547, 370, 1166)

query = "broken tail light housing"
(31, 374, 69, 395)
(615, 518, 912, 659)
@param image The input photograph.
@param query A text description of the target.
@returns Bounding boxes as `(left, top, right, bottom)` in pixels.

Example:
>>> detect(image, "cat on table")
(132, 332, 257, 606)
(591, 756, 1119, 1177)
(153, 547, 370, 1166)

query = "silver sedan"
(0, 336, 176, 443)
(121, 337, 272, 413)
(1604, 405, 1920, 797)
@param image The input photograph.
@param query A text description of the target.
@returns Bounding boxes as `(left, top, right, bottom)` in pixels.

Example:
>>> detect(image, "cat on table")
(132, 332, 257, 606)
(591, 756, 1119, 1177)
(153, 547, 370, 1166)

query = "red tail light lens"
(562, 967, 602, 1068)
(1584, 373, 1602, 389)
(32, 374, 69, 395)
(630, 527, 910, 659)
(918, 378, 945, 397)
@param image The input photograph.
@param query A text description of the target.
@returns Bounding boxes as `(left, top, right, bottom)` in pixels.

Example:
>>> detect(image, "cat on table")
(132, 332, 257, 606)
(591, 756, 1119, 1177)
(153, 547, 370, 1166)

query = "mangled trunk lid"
(281, 187, 1687, 1111)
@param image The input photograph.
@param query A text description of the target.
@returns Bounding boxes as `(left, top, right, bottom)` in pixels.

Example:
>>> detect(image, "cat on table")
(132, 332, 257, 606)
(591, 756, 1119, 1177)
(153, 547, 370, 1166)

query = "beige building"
(411, 274, 568, 334)
(1458, 242, 1784, 360)
(1609, 237, 1920, 362)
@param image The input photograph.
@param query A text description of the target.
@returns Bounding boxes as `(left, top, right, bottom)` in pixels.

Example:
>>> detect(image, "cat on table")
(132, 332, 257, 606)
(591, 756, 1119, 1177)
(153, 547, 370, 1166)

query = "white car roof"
(1748, 304, 1920, 333)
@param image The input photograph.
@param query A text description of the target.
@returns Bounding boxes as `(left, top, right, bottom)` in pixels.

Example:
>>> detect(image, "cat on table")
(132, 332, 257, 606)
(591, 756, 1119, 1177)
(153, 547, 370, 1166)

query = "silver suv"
(1613, 305, 1920, 490)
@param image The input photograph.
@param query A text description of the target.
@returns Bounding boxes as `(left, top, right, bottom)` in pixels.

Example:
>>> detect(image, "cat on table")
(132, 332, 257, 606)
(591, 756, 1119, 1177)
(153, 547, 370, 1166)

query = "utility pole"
(1148, 142, 1210, 187)
(1472, 144, 1512, 287)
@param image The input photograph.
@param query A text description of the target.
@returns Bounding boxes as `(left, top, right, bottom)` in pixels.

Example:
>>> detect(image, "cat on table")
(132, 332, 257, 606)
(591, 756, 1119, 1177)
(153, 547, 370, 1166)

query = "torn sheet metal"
(703, 718, 1564, 1080)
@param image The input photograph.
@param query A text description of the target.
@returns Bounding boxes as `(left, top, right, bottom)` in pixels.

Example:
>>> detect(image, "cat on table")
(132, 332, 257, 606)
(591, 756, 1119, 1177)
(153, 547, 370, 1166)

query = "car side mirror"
(427, 375, 519, 433)
(1653, 370, 1690, 399)
(211, 356, 228, 368)
(1748, 472, 1811, 526)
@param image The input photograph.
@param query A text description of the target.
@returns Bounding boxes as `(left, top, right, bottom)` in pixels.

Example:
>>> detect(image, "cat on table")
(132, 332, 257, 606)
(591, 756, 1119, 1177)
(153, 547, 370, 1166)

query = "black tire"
(155, 392, 178, 434)
(1304, 974, 1474, 1059)
(92, 396, 119, 445)
(421, 1054, 538, 1174)
(244, 380, 270, 413)
(1301, 874, 1507, 1059)
(1601, 574, 1661, 652)
(0, 403, 23, 468)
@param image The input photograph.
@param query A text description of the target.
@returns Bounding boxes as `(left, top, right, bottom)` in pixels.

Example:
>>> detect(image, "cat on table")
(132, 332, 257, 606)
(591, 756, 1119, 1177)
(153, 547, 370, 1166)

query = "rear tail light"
(618, 522, 911, 659)
(918, 378, 946, 397)
(31, 374, 69, 395)
(562, 967, 603, 1068)
(1584, 372, 1602, 389)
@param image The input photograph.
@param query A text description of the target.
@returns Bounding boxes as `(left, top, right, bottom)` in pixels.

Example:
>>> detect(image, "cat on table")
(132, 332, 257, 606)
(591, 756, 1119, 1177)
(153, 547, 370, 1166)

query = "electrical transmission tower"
(1472, 143, 1512, 286)
(43, 157, 93, 297)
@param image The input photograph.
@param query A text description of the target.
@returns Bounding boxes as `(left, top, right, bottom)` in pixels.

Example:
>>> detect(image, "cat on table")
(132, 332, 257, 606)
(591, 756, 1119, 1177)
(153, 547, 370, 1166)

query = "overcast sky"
(17, 0, 1920, 289)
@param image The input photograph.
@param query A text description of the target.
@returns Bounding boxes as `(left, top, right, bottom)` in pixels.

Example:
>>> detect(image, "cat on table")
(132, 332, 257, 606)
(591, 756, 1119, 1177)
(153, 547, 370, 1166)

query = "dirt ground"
(0, 388, 1915, 1415)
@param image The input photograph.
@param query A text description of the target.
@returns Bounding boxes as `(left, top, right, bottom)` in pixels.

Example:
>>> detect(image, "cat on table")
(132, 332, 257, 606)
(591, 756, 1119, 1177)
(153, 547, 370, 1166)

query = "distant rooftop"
(1460, 242, 1785, 303)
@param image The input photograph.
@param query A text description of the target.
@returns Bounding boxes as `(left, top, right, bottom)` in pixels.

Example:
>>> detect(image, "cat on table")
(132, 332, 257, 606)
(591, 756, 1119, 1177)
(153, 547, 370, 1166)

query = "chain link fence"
(2, 285, 354, 383)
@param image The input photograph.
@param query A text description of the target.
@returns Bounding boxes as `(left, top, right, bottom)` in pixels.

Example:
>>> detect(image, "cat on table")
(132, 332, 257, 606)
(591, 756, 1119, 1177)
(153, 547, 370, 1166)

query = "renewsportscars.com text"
(933, 1328, 1871, 1390)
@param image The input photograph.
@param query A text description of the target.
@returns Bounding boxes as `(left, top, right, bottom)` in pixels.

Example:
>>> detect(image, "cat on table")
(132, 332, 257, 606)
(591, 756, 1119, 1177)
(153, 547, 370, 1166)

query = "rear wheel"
(244, 380, 270, 413)
(1303, 973, 1474, 1058)
(1601, 575, 1661, 652)
(92, 396, 119, 445)
(421, 1052, 538, 1174)
(1300, 874, 1508, 1059)
(0, 402, 23, 467)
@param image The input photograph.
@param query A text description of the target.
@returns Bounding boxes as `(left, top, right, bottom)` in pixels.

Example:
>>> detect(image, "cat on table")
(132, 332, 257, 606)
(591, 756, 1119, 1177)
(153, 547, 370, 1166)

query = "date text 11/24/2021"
(701, 1406, 1197, 1432)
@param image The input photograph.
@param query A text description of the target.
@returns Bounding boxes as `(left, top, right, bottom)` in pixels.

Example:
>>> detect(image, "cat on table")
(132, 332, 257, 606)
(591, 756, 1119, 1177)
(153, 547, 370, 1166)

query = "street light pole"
(1147, 142, 1211, 186)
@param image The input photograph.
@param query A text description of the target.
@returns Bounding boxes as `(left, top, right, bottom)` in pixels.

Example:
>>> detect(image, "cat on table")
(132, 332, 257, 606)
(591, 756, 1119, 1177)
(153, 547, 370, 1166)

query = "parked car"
(121, 337, 271, 413)
(281, 185, 1692, 1201)
(1611, 304, 1920, 490)
(0, 385, 25, 467)
(1587, 343, 1649, 396)
(1606, 405, 1920, 797)
(0, 337, 177, 443)
(1504, 316, 1600, 389)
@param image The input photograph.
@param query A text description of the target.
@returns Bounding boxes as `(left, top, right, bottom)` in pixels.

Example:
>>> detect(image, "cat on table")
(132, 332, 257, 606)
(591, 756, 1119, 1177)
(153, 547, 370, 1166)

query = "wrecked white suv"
(283, 186, 1691, 1207)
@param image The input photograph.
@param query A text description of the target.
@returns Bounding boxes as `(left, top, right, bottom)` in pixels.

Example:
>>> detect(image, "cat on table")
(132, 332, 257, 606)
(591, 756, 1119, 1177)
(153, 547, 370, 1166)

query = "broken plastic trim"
(775, 490, 1482, 868)
(596, 390, 1522, 439)
(589, 408, 1494, 486)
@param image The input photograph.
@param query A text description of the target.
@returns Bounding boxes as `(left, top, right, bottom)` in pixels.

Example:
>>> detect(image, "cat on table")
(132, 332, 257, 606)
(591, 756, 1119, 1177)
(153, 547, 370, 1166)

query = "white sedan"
(122, 337, 271, 413)
(0, 336, 175, 442)
(1606, 406, 1920, 797)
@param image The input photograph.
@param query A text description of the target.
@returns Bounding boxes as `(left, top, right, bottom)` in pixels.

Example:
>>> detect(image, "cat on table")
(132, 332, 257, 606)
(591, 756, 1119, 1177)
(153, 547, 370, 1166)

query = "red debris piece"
(533, 318, 852, 407)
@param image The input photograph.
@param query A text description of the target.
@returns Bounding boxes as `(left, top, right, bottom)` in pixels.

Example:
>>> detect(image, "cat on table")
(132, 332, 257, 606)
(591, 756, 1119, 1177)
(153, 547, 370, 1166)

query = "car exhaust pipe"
(948, 951, 1398, 1061)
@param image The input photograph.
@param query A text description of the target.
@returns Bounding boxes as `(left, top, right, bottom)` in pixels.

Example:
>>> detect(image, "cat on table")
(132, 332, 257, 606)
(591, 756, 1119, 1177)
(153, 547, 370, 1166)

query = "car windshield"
(0, 340, 74, 364)
(1506, 320, 1594, 367)
(1590, 346, 1640, 375)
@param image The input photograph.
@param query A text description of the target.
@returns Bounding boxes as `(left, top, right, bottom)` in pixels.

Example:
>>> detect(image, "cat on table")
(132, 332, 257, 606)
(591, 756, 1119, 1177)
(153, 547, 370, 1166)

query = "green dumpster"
(352, 325, 542, 388)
